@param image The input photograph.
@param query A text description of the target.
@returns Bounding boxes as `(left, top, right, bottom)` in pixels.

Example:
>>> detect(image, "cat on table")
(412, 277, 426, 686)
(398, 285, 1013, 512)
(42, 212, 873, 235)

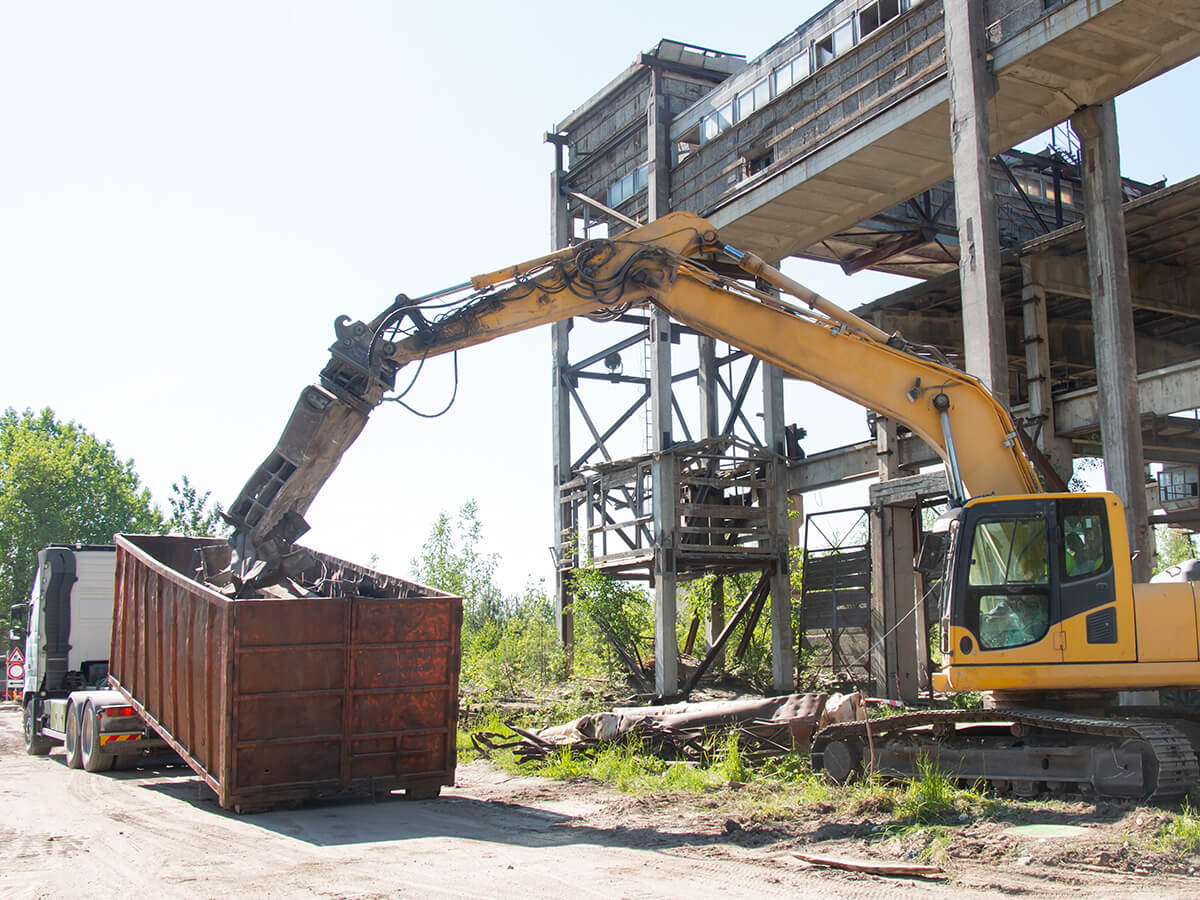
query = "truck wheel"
(80, 702, 114, 773)
(64, 702, 84, 769)
(23, 700, 52, 756)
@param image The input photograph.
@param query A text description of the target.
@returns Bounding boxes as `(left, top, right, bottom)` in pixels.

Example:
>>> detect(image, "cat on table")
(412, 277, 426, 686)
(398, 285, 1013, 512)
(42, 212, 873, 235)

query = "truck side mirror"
(7, 602, 27, 642)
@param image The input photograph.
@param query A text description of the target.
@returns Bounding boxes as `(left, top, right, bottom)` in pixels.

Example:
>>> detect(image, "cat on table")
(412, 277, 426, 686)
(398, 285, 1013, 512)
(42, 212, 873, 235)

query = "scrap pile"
(473, 692, 866, 763)
(188, 541, 414, 600)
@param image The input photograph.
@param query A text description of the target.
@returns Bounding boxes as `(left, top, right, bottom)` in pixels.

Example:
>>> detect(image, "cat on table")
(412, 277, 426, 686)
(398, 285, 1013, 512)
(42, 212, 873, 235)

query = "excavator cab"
(935, 492, 1135, 693)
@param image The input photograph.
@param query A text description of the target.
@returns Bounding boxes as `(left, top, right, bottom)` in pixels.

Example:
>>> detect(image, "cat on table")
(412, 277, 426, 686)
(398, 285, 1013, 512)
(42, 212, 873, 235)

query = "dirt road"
(2, 703, 1195, 899)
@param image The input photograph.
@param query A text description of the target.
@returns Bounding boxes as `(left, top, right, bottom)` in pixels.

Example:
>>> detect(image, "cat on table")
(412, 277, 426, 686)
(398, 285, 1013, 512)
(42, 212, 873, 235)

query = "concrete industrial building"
(545, 0, 1200, 699)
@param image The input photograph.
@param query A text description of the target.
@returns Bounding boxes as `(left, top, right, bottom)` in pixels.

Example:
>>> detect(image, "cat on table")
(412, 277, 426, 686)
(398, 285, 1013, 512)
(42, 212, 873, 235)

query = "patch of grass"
(917, 825, 955, 863)
(845, 771, 898, 816)
(946, 691, 985, 710)
(895, 756, 961, 823)
(894, 755, 990, 825)
(712, 729, 752, 785)
(525, 735, 735, 793)
(461, 716, 1015, 842)
(1157, 800, 1200, 854)
(456, 725, 477, 763)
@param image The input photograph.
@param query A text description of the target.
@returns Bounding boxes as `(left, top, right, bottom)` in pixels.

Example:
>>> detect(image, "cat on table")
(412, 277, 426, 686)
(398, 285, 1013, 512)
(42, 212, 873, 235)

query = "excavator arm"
(227, 211, 1038, 585)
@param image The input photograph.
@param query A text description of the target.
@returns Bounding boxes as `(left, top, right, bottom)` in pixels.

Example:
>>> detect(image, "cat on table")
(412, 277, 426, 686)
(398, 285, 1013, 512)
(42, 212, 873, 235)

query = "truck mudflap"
(812, 708, 1200, 800)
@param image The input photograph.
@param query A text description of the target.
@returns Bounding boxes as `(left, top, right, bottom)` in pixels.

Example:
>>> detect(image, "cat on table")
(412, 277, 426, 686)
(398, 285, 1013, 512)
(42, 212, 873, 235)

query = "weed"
(713, 730, 753, 785)
(456, 726, 477, 763)
(905, 825, 955, 863)
(1157, 800, 1200, 855)
(946, 691, 985, 710)
(894, 755, 985, 825)
(845, 771, 898, 816)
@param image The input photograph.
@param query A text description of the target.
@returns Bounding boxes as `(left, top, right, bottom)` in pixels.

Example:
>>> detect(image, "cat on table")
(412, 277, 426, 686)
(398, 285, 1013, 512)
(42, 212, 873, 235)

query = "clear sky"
(4, 2, 1198, 595)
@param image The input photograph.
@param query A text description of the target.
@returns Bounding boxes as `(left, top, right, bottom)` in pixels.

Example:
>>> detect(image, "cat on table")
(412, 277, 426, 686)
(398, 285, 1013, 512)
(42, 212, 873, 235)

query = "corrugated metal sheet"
(110, 534, 461, 812)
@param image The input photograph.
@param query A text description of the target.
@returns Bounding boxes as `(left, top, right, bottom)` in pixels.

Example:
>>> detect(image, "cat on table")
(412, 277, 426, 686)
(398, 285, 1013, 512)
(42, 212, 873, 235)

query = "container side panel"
(212, 607, 228, 787)
(126, 561, 143, 701)
(352, 688, 452, 734)
(352, 646, 450, 688)
(353, 600, 451, 643)
(234, 742, 342, 788)
(179, 584, 196, 757)
(350, 733, 448, 778)
(213, 601, 230, 793)
(236, 598, 346, 647)
(161, 580, 179, 746)
(147, 571, 162, 717)
(193, 595, 211, 768)
(235, 693, 344, 742)
(238, 647, 346, 693)
(110, 549, 128, 684)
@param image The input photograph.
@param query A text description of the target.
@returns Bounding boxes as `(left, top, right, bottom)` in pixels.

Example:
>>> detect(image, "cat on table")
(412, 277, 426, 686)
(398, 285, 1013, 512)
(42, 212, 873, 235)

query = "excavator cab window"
(968, 516, 1051, 650)
(1061, 500, 1110, 580)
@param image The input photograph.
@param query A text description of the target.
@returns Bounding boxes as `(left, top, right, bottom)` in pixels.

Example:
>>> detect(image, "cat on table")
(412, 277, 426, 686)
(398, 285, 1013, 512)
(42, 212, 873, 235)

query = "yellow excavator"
(227, 210, 1200, 799)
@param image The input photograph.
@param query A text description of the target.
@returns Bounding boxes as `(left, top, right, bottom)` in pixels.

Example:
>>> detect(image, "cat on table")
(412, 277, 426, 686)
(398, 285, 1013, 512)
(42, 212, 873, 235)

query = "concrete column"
(762, 349, 794, 692)
(870, 501, 919, 702)
(549, 150, 575, 649)
(1021, 257, 1074, 480)
(945, 0, 1007, 404)
(698, 335, 723, 668)
(1071, 101, 1151, 582)
(647, 66, 671, 221)
(651, 448, 678, 697)
(869, 419, 920, 702)
(698, 336, 719, 439)
(647, 64, 679, 695)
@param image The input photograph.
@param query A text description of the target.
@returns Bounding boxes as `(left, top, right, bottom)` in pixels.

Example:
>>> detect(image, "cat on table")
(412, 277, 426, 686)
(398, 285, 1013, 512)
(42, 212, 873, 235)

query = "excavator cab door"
(1054, 495, 1129, 663)
(951, 498, 1063, 667)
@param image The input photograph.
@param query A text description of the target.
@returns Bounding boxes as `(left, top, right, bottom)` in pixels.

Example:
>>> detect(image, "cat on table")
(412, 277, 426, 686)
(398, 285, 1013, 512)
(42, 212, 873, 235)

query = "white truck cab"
(20, 545, 168, 771)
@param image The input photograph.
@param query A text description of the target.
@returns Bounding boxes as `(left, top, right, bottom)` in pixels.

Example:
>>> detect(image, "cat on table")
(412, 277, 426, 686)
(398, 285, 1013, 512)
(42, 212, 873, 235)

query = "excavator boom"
(226, 210, 1037, 580)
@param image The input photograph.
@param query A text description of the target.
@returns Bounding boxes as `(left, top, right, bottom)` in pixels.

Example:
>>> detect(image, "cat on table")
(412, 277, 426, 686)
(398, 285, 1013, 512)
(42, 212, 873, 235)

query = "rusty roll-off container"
(109, 534, 462, 812)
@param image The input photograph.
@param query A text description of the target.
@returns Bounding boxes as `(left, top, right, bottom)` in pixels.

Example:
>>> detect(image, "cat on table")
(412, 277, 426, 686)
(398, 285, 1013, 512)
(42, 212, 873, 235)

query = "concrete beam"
(1028, 254, 1200, 320)
(786, 436, 940, 493)
(779, 360, 1200, 492)
(867, 308, 1198, 374)
(870, 471, 950, 507)
(1052, 359, 1200, 435)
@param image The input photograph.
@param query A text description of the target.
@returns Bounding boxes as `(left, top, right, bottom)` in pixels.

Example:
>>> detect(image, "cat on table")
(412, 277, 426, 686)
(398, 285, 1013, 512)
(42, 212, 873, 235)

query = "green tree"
(572, 564, 654, 680)
(165, 474, 229, 537)
(1155, 525, 1198, 574)
(411, 501, 565, 694)
(411, 500, 508, 631)
(1, 407, 163, 631)
(1069, 456, 1103, 492)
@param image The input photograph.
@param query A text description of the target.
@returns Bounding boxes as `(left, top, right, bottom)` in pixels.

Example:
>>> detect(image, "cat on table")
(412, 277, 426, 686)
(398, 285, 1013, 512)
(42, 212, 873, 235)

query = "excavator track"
(812, 708, 1200, 800)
